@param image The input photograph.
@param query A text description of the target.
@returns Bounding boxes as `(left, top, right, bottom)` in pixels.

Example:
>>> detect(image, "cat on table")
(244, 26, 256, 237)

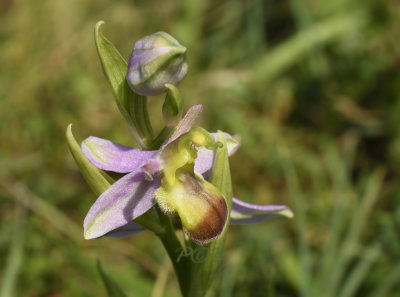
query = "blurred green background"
(1, 0, 400, 296)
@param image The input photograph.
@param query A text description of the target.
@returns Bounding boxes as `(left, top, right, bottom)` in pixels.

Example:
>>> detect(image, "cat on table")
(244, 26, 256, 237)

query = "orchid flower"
(81, 104, 293, 244)
(66, 23, 295, 297)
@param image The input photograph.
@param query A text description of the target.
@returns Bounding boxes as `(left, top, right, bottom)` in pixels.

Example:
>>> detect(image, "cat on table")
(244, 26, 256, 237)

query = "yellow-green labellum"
(156, 172, 227, 245)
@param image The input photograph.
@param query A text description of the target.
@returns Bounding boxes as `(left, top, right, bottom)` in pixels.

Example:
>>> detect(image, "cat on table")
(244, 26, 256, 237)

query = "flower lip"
(181, 173, 228, 244)
(155, 172, 228, 245)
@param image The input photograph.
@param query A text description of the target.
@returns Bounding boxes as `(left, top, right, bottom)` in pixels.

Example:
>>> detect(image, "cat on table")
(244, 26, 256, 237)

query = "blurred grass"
(1, 0, 400, 296)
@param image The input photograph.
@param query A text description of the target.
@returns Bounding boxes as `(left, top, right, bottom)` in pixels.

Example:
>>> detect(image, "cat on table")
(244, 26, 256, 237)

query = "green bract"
(163, 84, 184, 127)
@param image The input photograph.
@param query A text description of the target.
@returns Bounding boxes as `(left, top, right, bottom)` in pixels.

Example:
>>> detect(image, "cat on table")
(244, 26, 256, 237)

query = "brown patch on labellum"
(183, 174, 228, 244)
(187, 198, 227, 244)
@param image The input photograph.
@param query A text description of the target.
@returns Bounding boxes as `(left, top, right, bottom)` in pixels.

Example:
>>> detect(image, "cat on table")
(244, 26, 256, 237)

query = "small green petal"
(163, 84, 184, 127)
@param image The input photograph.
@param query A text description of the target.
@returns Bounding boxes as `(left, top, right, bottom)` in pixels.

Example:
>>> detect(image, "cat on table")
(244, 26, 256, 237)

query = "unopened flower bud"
(127, 32, 188, 96)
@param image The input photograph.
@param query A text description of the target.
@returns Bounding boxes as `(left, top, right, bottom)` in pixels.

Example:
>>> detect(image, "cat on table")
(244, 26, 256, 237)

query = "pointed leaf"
(94, 21, 130, 115)
(94, 21, 144, 147)
(66, 124, 113, 196)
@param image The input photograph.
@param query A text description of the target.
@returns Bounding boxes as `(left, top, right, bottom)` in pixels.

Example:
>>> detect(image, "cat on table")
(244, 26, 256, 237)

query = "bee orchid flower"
(82, 105, 293, 244)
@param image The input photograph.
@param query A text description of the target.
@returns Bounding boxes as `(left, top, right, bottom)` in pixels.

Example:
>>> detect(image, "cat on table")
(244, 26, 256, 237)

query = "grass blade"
(97, 260, 129, 297)
(367, 263, 400, 297)
(0, 202, 27, 297)
(327, 168, 385, 295)
(338, 243, 381, 297)
(278, 144, 311, 297)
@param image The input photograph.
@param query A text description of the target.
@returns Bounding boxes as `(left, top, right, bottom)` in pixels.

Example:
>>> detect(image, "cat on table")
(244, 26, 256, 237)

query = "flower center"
(155, 127, 227, 244)
(160, 127, 221, 189)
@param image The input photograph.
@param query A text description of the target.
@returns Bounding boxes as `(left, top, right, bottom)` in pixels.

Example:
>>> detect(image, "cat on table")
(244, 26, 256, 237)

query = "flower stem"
(148, 126, 173, 150)
(132, 94, 154, 148)
(134, 210, 164, 235)
(155, 206, 191, 296)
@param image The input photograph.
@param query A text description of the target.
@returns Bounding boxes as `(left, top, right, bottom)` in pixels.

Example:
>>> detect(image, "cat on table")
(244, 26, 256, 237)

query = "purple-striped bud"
(127, 32, 188, 96)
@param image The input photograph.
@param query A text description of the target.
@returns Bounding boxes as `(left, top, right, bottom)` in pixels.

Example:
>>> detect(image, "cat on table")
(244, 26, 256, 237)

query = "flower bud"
(127, 32, 188, 96)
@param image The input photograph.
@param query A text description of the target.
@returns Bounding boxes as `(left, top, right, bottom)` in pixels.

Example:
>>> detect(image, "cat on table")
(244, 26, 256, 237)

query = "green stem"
(134, 207, 190, 293)
(149, 126, 173, 150)
(132, 94, 154, 148)
(158, 235, 190, 296)
(134, 210, 164, 235)
(127, 96, 141, 138)
(140, 96, 154, 139)
(156, 206, 191, 297)
(135, 207, 191, 296)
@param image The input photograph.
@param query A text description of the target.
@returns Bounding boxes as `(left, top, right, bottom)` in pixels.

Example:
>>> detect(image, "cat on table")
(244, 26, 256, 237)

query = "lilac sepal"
(230, 197, 294, 224)
(105, 221, 146, 237)
(83, 170, 160, 239)
(82, 136, 160, 173)
(194, 132, 241, 176)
